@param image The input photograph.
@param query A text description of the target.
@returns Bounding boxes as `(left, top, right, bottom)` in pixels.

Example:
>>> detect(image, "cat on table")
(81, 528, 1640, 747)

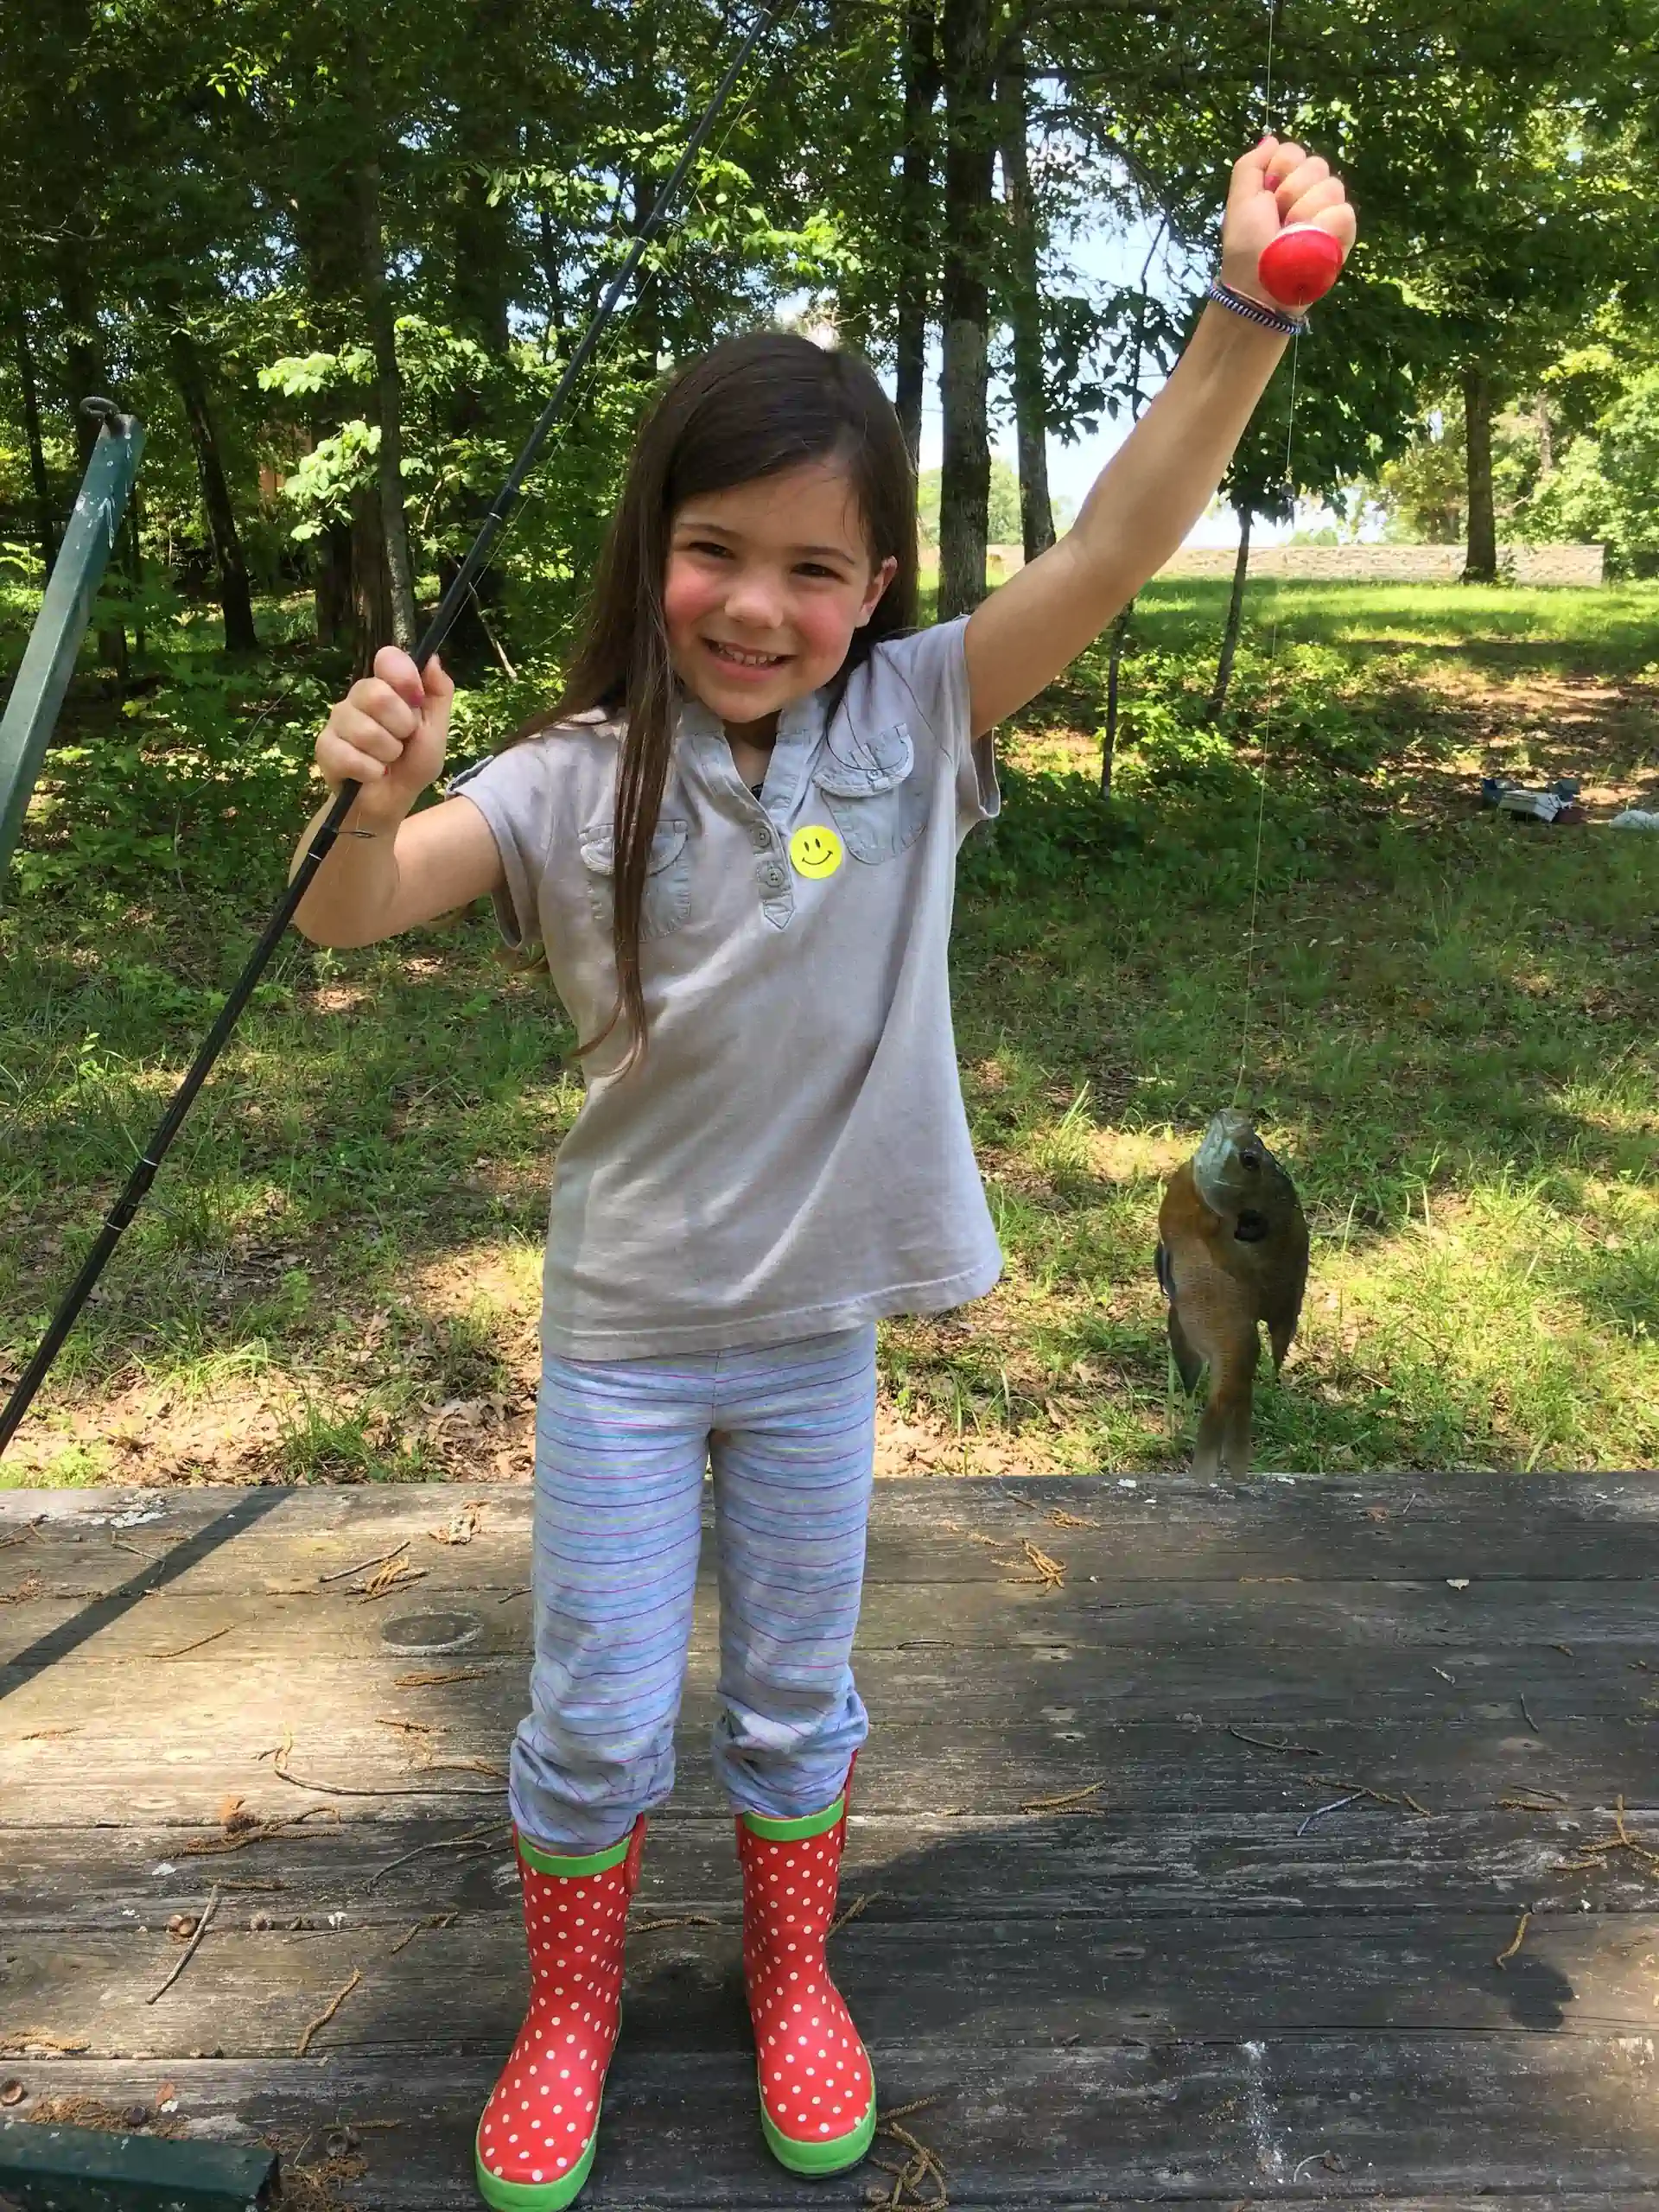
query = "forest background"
(2, 0, 1657, 1482)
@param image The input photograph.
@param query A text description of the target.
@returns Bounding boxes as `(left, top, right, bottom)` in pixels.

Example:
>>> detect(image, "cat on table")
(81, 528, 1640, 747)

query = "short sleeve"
(446, 745, 550, 953)
(874, 617, 1000, 838)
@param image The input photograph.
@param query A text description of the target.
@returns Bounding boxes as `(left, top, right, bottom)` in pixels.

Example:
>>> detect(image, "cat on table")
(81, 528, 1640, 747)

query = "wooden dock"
(3, 1471, 1658, 2209)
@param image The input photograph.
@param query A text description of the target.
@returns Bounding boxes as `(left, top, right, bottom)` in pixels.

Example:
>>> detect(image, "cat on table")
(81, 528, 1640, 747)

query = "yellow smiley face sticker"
(790, 823, 843, 880)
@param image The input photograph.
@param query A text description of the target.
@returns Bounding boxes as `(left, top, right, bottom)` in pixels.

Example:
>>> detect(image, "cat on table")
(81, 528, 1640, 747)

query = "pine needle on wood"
(1019, 1778, 1106, 1815)
(867, 2101, 949, 2210)
(272, 1730, 500, 1799)
(389, 1913, 456, 1955)
(367, 1821, 507, 1891)
(1228, 1727, 1319, 1757)
(142, 1625, 233, 1662)
(1495, 1909, 1531, 1967)
(830, 1891, 890, 1936)
(1012, 1539, 1065, 1588)
(1551, 1795, 1659, 1878)
(181, 1803, 340, 1857)
(296, 1968, 362, 2058)
(146, 1885, 220, 2004)
(318, 1542, 410, 1586)
(394, 1666, 491, 1688)
(353, 1556, 427, 1603)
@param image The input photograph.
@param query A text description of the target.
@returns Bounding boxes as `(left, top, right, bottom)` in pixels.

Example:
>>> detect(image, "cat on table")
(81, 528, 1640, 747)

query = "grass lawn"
(2, 577, 1656, 1485)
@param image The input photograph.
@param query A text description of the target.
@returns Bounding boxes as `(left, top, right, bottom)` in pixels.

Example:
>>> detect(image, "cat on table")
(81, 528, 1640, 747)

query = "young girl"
(295, 137, 1353, 2212)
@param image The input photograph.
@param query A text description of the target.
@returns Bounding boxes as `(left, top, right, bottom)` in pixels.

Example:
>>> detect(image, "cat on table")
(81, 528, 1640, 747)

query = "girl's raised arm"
(289, 647, 505, 948)
(962, 139, 1355, 738)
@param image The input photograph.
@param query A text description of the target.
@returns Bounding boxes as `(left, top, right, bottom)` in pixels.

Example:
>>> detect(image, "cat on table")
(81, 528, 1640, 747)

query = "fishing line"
(1232, 0, 1302, 1109)
(1232, 334, 1300, 1106)
(0, 0, 797, 1459)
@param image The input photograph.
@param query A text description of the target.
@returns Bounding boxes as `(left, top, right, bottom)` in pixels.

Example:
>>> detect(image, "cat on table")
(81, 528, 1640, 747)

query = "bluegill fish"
(1154, 1111, 1309, 1478)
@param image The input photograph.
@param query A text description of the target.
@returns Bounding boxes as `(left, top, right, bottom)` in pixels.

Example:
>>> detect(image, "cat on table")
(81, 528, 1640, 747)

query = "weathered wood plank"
(7, 1807, 1658, 1927)
(7, 1577, 1658, 1675)
(0, 1689, 1649, 1830)
(6, 1475, 1659, 1589)
(3, 2038, 1659, 2206)
(3, 1909, 1657, 2062)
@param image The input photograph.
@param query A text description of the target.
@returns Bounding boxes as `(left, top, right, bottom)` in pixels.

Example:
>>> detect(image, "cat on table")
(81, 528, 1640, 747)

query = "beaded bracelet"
(1207, 278, 1306, 338)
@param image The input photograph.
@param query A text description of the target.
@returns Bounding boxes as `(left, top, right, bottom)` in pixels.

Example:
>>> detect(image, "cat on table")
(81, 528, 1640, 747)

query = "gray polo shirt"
(447, 615, 1002, 1360)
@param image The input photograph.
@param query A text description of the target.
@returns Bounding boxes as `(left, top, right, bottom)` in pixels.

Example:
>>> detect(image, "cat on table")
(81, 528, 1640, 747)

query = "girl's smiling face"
(663, 459, 898, 739)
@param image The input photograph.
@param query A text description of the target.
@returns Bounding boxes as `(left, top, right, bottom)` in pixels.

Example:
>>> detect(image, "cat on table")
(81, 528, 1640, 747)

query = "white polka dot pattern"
(474, 1820, 644, 2199)
(737, 1802, 874, 2154)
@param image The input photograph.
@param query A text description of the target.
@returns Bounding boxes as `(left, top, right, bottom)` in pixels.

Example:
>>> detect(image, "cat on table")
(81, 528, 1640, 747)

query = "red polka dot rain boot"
(474, 1818, 645, 2210)
(736, 1775, 877, 2175)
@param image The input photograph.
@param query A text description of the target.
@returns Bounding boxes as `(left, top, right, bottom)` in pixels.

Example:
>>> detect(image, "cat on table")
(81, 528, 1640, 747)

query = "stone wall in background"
(1154, 542, 1606, 586)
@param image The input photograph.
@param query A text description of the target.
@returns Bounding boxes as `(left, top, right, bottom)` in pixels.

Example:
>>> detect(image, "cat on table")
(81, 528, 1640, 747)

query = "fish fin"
(1166, 1304, 1205, 1395)
(1193, 1335, 1257, 1477)
(1154, 1242, 1175, 1304)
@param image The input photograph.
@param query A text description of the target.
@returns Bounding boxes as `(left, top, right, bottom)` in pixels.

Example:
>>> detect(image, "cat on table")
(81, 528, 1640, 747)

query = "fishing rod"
(0, 0, 795, 1459)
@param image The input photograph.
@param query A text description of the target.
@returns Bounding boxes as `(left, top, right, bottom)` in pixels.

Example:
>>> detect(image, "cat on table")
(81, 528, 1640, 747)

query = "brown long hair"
(500, 331, 918, 1066)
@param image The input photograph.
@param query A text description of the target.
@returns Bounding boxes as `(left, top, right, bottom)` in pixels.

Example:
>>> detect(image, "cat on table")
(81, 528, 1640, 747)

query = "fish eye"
(1241, 1147, 1262, 1169)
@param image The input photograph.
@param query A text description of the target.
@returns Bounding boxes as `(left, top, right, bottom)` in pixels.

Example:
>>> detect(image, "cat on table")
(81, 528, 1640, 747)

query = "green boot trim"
(516, 1830, 632, 1879)
(739, 1794, 845, 1844)
(757, 2080, 877, 2176)
(474, 2110, 600, 2212)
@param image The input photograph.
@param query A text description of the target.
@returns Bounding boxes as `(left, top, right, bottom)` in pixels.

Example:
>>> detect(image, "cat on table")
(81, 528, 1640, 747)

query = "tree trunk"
(1462, 363, 1497, 584)
(292, 166, 365, 656)
(10, 294, 58, 575)
(441, 19, 521, 683)
(354, 149, 418, 648)
(166, 327, 258, 652)
(1208, 501, 1253, 720)
(938, 0, 995, 620)
(350, 482, 395, 676)
(1535, 391, 1553, 476)
(1000, 61, 1054, 565)
(58, 254, 127, 681)
(537, 200, 565, 359)
(894, 0, 938, 467)
(315, 518, 353, 651)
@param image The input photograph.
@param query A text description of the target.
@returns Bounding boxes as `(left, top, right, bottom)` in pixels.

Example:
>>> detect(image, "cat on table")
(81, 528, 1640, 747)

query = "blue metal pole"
(0, 402, 145, 893)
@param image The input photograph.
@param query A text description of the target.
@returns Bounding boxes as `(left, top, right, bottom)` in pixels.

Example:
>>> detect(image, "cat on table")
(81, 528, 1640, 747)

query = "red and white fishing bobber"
(1257, 223, 1344, 310)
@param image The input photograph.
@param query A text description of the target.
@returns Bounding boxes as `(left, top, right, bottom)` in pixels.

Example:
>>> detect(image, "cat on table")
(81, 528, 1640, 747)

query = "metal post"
(0, 399, 145, 893)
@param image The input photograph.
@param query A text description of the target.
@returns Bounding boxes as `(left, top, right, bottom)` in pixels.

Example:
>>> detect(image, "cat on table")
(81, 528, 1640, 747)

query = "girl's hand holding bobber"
(1219, 136, 1357, 314)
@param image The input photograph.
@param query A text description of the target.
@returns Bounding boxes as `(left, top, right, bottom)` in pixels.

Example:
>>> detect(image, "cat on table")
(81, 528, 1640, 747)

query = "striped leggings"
(509, 1326, 877, 1853)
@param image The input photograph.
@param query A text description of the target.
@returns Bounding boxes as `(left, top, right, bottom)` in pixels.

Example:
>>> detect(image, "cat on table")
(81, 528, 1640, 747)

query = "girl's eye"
(796, 563, 841, 581)
(684, 539, 733, 560)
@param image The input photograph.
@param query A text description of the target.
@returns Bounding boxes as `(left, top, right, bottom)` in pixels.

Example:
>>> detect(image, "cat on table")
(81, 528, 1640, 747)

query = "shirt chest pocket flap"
(579, 817, 691, 939)
(812, 720, 929, 864)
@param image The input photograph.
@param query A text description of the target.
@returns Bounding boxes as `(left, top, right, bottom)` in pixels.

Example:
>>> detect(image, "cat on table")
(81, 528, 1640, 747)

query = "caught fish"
(1154, 1110, 1309, 1478)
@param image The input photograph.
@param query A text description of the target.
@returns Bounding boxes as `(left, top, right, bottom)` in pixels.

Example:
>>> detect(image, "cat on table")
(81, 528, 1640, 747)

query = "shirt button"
(751, 824, 771, 850)
(762, 863, 786, 889)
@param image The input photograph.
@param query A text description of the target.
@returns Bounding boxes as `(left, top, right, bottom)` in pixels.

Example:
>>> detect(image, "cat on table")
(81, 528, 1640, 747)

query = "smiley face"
(790, 823, 844, 880)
